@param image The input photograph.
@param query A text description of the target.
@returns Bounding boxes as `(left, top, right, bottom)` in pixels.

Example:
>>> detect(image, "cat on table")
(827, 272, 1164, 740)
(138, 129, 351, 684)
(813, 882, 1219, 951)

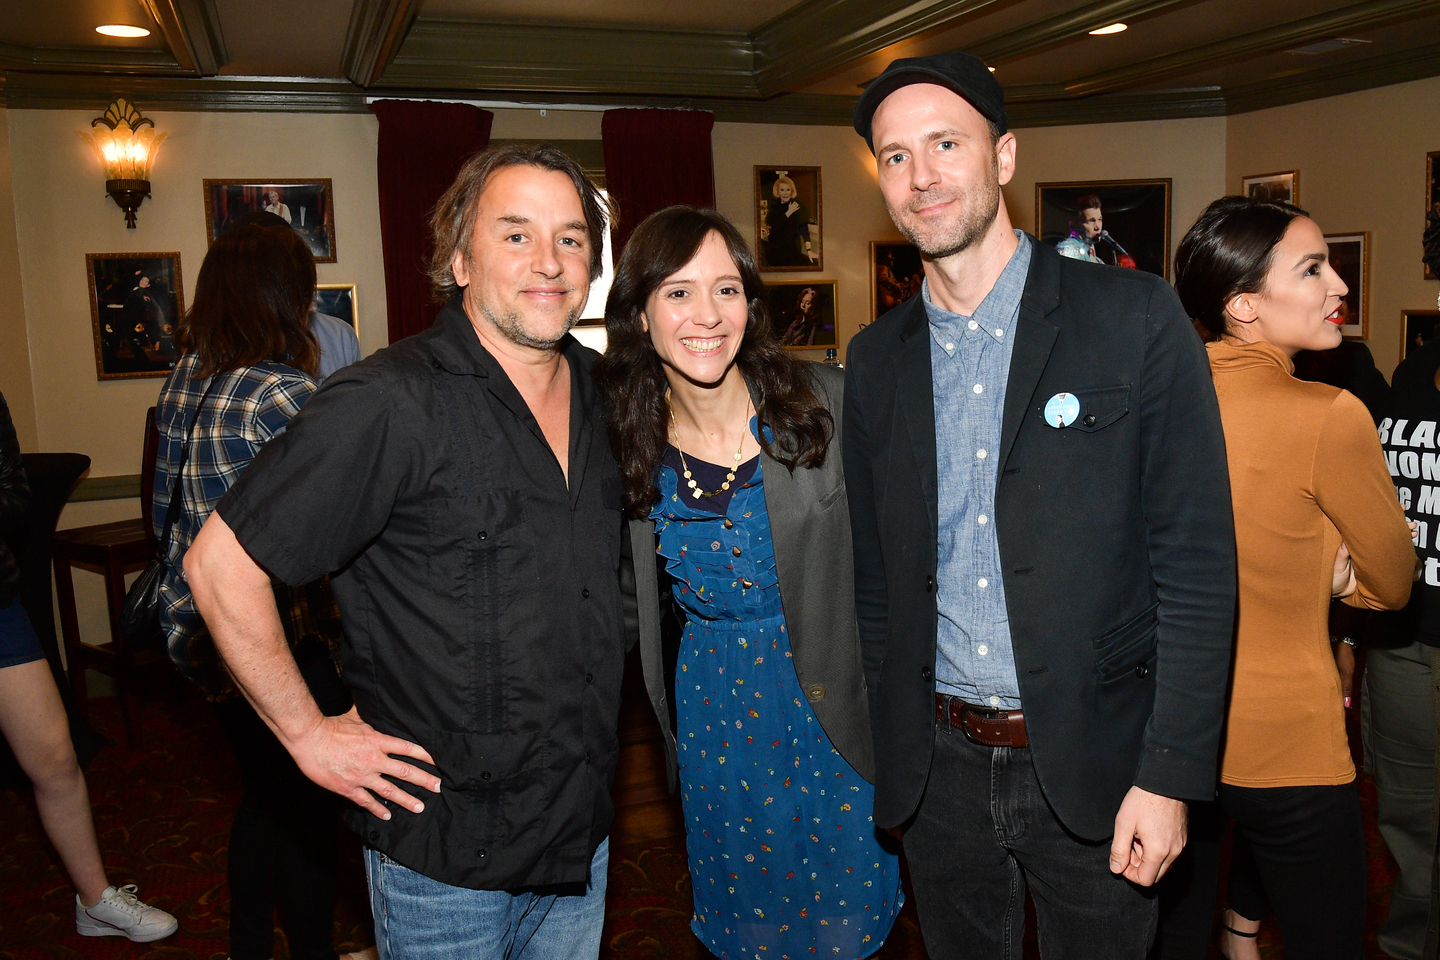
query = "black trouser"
(1153, 781, 1366, 960)
(903, 722, 1157, 960)
(214, 697, 341, 960)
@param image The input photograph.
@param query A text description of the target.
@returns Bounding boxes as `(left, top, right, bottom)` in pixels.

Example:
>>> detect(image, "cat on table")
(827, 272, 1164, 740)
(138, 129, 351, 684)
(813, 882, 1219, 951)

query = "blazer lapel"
(894, 298, 940, 536)
(999, 240, 1062, 471)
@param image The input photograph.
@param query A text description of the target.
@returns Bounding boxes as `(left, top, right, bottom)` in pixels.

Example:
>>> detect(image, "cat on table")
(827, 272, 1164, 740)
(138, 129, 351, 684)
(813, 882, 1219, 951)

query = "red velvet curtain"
(372, 100, 493, 344)
(602, 109, 716, 257)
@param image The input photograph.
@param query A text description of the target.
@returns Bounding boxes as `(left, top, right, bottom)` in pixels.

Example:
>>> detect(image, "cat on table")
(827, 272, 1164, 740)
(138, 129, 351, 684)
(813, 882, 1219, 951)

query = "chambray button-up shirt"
(925, 231, 1032, 709)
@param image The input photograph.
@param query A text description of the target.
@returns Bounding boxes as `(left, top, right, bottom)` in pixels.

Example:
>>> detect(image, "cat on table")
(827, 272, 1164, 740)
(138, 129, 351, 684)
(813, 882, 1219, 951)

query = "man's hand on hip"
(286, 707, 441, 821)
(1109, 785, 1187, 886)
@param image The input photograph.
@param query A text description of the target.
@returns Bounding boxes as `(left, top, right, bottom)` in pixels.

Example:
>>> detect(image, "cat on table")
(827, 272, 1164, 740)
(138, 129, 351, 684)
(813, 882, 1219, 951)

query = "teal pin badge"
(1044, 392, 1080, 428)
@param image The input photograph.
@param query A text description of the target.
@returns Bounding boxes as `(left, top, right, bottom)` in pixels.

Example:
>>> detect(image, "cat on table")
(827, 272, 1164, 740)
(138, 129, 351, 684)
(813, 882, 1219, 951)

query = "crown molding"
(752, 0, 1003, 96)
(380, 19, 758, 97)
(0, 72, 369, 112)
(139, 0, 228, 75)
(341, 0, 422, 87)
(0, 40, 185, 74)
(1064, 0, 1440, 98)
(1224, 39, 1440, 114)
(1008, 87, 1228, 127)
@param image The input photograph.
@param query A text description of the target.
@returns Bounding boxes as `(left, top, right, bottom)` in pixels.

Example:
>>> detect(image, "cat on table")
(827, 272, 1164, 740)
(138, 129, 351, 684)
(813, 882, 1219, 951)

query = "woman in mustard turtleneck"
(1169, 196, 1415, 960)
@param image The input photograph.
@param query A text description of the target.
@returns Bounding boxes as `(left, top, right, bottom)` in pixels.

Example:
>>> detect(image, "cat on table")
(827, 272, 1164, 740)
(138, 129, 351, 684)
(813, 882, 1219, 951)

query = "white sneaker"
(75, 884, 179, 942)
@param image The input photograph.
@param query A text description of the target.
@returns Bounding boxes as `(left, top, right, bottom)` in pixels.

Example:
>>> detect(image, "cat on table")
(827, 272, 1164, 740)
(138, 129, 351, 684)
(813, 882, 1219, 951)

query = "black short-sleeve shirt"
(218, 297, 626, 890)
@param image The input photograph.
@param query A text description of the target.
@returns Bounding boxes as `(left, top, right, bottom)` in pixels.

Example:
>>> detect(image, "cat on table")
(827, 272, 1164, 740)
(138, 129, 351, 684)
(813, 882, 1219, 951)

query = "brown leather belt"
(935, 693, 1029, 748)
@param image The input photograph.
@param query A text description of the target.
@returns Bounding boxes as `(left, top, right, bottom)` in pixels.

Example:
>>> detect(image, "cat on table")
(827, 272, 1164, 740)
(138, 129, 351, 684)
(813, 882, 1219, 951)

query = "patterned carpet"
(0, 678, 1400, 959)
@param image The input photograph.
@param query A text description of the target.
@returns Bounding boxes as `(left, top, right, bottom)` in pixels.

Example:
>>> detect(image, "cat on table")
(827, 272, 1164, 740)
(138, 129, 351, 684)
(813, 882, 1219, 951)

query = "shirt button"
(723, 518, 734, 529)
(978, 514, 988, 525)
(732, 546, 742, 557)
(481, 771, 491, 780)
(995, 329, 1004, 338)
(581, 587, 590, 599)
(973, 384, 983, 394)
(1135, 663, 1150, 679)
(477, 848, 488, 859)
(921, 665, 934, 681)
(945, 342, 954, 351)
(976, 449, 987, 460)
(925, 575, 936, 592)
(968, 320, 978, 330)
(989, 696, 1001, 706)
(978, 644, 989, 655)
(585, 672, 594, 683)
(477, 530, 487, 540)
(978, 578, 988, 589)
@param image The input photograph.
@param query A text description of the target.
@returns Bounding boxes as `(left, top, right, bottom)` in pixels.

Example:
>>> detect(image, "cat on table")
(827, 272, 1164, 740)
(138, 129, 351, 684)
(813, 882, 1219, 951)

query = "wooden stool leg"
(104, 553, 141, 750)
(51, 554, 89, 716)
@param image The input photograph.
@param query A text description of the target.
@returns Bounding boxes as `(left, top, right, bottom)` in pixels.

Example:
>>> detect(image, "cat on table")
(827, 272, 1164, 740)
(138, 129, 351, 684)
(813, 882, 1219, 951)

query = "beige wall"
(6, 108, 388, 478)
(0, 108, 37, 450)
(1227, 75, 1440, 377)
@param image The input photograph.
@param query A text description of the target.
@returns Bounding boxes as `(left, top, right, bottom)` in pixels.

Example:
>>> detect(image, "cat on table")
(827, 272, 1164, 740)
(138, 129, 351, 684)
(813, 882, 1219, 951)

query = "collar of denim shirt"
(922, 230, 1031, 352)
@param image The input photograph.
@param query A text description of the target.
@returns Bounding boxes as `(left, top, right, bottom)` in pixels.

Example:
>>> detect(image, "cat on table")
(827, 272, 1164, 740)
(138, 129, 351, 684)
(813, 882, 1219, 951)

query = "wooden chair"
(52, 408, 160, 748)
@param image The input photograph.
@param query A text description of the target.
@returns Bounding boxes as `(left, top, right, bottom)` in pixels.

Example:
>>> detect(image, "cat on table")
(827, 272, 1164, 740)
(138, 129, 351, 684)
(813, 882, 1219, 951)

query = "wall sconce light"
(77, 99, 168, 228)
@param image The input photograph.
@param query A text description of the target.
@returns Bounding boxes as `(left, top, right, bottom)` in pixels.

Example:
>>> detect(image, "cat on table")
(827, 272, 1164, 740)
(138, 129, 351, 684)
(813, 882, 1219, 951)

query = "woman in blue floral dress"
(595, 207, 901, 960)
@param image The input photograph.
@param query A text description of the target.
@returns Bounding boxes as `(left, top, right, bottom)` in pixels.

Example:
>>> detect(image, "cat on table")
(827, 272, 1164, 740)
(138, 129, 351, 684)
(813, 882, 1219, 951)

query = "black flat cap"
(852, 50, 1006, 153)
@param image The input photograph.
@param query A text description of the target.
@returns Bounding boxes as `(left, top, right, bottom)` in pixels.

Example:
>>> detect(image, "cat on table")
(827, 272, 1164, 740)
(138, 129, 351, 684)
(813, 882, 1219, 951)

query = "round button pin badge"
(1044, 392, 1080, 428)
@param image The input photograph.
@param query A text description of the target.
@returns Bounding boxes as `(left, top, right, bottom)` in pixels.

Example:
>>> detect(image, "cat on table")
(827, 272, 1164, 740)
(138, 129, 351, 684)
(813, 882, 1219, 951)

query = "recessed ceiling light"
(1089, 22, 1128, 35)
(96, 25, 151, 38)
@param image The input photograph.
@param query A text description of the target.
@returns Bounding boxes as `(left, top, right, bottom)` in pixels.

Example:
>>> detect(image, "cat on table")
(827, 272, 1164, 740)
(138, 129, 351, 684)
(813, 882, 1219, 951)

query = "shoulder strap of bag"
(156, 375, 220, 555)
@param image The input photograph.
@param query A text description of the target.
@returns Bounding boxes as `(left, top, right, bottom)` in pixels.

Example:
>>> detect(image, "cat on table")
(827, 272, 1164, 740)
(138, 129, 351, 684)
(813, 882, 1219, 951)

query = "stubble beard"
(889, 155, 1002, 260)
(478, 297, 580, 351)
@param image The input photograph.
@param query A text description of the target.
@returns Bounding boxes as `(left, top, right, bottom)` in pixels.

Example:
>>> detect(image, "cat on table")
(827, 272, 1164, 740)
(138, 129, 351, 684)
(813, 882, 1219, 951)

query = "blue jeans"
(364, 838, 608, 960)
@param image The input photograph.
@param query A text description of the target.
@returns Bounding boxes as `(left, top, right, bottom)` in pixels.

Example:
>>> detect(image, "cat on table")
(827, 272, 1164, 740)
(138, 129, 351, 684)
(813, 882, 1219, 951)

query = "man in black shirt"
(185, 144, 625, 959)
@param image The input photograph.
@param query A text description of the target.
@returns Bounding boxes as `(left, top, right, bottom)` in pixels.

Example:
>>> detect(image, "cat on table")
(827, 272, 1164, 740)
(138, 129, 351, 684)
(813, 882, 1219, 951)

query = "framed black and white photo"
(1035, 179, 1171, 279)
(755, 166, 822, 272)
(871, 241, 922, 321)
(86, 252, 184, 380)
(204, 179, 337, 262)
(765, 280, 837, 350)
(315, 283, 357, 332)
(1402, 308, 1440, 360)
(1241, 170, 1300, 205)
(1325, 232, 1369, 339)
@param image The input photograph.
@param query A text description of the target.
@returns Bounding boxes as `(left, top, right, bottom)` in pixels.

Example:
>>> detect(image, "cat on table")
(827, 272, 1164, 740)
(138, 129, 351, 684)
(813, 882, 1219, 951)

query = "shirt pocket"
(421, 728, 552, 850)
(1067, 384, 1132, 433)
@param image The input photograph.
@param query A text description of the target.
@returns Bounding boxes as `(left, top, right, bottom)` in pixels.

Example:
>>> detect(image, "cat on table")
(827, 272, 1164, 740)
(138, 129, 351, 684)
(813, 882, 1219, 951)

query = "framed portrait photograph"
(1426, 151, 1438, 280)
(1402, 309, 1440, 360)
(1325, 232, 1370, 339)
(1241, 170, 1300, 205)
(86, 252, 184, 381)
(204, 179, 337, 262)
(765, 280, 837, 350)
(871, 241, 922, 321)
(1035, 179, 1171, 279)
(755, 166, 821, 272)
(315, 283, 357, 331)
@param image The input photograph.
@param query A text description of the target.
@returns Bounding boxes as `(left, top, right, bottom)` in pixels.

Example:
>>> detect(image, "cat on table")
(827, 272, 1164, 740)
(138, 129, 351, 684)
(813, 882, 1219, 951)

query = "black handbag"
(118, 378, 217, 650)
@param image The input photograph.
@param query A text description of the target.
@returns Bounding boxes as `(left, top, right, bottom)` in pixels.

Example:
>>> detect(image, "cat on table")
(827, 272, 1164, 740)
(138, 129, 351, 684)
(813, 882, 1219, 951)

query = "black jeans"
(903, 723, 1157, 960)
(1153, 781, 1366, 960)
(214, 697, 341, 960)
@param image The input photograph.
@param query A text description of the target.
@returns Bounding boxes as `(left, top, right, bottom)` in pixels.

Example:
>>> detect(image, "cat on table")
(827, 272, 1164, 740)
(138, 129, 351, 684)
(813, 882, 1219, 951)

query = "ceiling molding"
(380, 19, 758, 97)
(0, 72, 369, 112)
(1008, 87, 1227, 127)
(139, 0, 228, 75)
(1223, 38, 1440, 114)
(1063, 0, 1440, 98)
(341, 0, 423, 87)
(0, 40, 185, 74)
(751, 0, 1004, 96)
(970, 0, 1195, 65)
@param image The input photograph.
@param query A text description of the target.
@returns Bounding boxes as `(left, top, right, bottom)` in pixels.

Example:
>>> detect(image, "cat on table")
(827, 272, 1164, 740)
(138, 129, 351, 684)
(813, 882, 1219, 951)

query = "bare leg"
(1219, 908, 1262, 960)
(0, 658, 110, 905)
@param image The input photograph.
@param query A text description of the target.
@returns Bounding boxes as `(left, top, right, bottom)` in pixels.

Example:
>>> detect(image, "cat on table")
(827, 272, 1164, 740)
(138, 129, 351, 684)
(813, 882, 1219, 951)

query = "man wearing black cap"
(842, 51, 1236, 957)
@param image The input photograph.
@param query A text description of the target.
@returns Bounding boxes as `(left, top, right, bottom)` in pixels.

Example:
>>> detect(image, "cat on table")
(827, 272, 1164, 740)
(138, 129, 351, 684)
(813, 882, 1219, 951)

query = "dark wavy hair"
(177, 223, 318, 379)
(593, 206, 833, 518)
(1174, 195, 1309, 341)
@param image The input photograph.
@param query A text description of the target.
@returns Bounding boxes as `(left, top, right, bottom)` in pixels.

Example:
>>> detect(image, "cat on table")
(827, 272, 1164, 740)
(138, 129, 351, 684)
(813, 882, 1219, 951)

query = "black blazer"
(843, 239, 1237, 840)
(628, 364, 875, 790)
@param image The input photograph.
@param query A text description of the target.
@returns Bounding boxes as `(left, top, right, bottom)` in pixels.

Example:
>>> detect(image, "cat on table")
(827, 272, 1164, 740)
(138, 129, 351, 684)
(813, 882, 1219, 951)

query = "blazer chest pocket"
(1092, 602, 1158, 681)
(1067, 384, 1131, 433)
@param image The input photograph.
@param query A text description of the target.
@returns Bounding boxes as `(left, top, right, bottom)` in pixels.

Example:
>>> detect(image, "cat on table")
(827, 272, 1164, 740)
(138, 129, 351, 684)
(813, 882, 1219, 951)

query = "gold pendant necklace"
(668, 391, 750, 500)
